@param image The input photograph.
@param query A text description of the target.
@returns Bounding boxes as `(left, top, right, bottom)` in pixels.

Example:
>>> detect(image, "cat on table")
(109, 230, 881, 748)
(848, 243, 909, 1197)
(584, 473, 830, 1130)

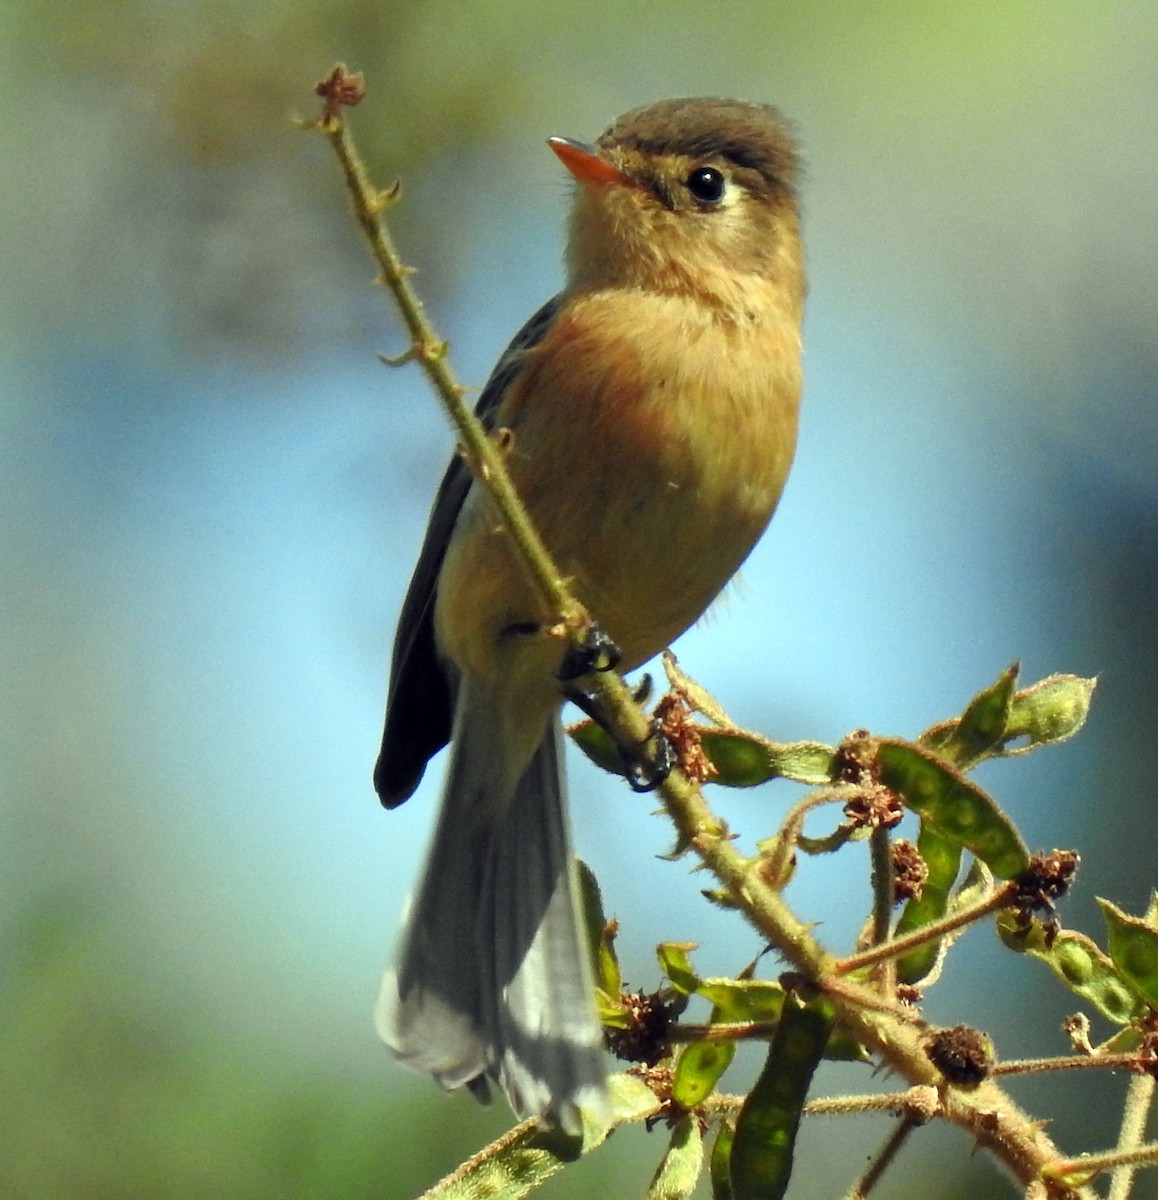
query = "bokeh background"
(3, 2, 1158, 1196)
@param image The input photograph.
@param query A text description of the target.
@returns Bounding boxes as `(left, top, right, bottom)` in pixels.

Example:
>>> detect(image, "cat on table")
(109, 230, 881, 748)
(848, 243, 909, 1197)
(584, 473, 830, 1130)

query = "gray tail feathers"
(376, 692, 608, 1132)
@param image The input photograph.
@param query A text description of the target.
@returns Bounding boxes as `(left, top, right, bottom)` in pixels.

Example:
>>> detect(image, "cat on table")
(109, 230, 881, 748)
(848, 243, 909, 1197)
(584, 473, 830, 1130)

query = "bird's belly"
(540, 406, 792, 669)
(435, 296, 801, 686)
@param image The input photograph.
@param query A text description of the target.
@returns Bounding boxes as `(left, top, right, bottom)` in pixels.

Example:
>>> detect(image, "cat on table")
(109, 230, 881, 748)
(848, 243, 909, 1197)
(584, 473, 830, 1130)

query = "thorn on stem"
(493, 427, 515, 456)
(370, 179, 402, 213)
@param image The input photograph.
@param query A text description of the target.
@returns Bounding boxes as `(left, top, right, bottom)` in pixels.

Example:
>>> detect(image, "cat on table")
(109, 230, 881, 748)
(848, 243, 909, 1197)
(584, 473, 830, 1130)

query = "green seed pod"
(997, 911, 1146, 1025)
(1099, 898, 1158, 1010)
(729, 992, 834, 1200)
(699, 730, 836, 787)
(894, 822, 964, 984)
(710, 1120, 736, 1200)
(874, 739, 1030, 879)
(1004, 674, 1096, 751)
(674, 1038, 737, 1109)
(921, 663, 1019, 768)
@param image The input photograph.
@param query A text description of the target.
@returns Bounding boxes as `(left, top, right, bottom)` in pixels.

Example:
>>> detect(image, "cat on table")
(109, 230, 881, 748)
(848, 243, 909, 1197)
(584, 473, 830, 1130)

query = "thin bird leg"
(563, 687, 676, 793)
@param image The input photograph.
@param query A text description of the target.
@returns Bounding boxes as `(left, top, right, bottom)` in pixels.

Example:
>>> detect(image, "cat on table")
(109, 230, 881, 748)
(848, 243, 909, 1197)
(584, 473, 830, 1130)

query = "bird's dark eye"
(685, 166, 727, 204)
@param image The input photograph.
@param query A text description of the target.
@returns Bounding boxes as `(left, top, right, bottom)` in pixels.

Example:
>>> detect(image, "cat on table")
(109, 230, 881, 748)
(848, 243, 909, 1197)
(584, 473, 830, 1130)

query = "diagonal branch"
(313, 64, 587, 639)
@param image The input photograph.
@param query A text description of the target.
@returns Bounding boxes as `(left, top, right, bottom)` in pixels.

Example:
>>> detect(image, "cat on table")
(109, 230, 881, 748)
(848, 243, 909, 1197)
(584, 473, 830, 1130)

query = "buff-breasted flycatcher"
(374, 97, 804, 1131)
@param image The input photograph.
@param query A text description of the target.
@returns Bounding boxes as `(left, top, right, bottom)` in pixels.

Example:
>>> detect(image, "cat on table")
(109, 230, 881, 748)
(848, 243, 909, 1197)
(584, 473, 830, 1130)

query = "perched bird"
(374, 97, 805, 1131)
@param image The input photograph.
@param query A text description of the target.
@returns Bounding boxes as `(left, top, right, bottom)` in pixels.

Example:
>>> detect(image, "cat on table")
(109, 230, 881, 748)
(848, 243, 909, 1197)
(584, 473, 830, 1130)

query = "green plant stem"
(844, 1116, 918, 1199)
(668, 1020, 780, 1043)
(869, 826, 893, 944)
(760, 786, 851, 886)
(835, 881, 1017, 976)
(318, 91, 589, 643)
(994, 1054, 1147, 1077)
(705, 1088, 920, 1118)
(1109, 1074, 1156, 1200)
(1051, 1141, 1158, 1185)
(804, 1092, 917, 1118)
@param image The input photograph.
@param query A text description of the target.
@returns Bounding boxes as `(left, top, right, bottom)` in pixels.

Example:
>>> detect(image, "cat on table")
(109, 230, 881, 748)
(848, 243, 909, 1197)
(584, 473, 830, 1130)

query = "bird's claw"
(556, 624, 622, 682)
(624, 718, 676, 793)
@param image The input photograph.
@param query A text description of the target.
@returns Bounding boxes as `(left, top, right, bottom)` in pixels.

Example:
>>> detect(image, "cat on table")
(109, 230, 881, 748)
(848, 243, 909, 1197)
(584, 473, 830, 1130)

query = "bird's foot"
(624, 718, 676, 792)
(556, 623, 621, 682)
(565, 686, 675, 793)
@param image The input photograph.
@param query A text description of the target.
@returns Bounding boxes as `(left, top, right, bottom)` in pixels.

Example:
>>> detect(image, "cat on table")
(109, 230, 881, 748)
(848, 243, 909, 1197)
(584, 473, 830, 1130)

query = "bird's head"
(551, 97, 804, 319)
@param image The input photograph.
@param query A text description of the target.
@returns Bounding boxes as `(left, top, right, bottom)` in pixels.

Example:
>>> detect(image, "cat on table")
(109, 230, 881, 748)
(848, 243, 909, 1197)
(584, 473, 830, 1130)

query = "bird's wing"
(374, 294, 563, 807)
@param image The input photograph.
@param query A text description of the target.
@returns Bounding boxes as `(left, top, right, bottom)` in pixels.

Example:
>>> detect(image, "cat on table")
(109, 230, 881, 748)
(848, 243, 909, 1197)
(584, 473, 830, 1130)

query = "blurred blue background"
(3, 2, 1157, 1196)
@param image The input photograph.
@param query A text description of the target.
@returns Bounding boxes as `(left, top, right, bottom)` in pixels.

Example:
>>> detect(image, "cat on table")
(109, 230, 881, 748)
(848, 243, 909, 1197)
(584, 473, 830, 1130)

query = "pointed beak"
(547, 136, 633, 188)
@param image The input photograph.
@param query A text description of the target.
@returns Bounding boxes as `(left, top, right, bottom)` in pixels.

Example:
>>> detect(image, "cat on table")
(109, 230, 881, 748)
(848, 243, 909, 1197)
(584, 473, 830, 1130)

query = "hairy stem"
(316, 68, 588, 639)
(844, 1116, 918, 1199)
(835, 881, 1017, 976)
(1108, 1073, 1156, 1200)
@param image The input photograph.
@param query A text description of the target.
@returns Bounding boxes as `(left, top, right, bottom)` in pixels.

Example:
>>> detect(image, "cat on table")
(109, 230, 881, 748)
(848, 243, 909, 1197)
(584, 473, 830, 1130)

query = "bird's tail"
(376, 682, 607, 1132)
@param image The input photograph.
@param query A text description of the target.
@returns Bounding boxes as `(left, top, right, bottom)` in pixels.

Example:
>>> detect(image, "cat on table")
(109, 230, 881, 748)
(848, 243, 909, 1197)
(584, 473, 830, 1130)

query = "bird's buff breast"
(435, 289, 801, 686)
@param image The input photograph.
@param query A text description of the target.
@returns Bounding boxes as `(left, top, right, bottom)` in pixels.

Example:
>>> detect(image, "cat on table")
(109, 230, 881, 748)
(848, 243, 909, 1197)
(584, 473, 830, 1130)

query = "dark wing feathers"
(373, 295, 563, 807)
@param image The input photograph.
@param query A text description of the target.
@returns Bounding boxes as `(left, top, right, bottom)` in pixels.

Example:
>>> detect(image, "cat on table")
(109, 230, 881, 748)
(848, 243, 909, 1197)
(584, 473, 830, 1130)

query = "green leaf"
(695, 978, 783, 1018)
(1042, 1159, 1102, 1188)
(874, 739, 1030, 879)
(607, 1070, 664, 1120)
(997, 912, 1146, 1025)
(576, 860, 622, 1001)
(1099, 898, 1158, 1010)
(657, 942, 702, 996)
(568, 720, 622, 775)
(646, 1115, 704, 1200)
(1101, 1026, 1145, 1055)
